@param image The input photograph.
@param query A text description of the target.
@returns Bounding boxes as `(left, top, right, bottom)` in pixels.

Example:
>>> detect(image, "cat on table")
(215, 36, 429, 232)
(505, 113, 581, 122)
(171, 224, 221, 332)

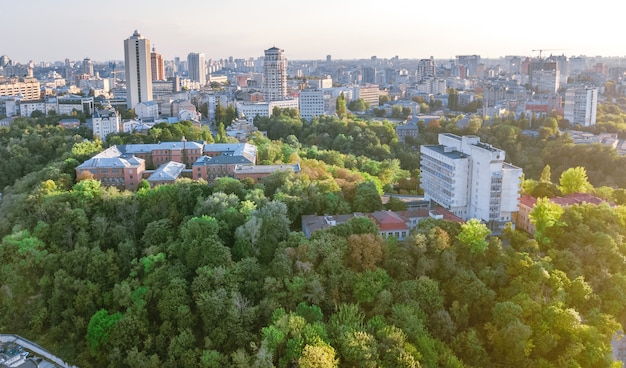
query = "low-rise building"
(233, 163, 300, 182)
(515, 193, 608, 234)
(301, 208, 463, 239)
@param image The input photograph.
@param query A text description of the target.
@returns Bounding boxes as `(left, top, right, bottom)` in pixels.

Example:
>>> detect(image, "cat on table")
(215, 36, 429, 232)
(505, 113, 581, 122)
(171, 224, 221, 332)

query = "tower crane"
(532, 49, 566, 60)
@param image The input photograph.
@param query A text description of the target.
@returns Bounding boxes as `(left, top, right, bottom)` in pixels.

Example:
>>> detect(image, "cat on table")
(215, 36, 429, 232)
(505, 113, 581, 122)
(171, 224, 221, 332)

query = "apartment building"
(298, 89, 325, 121)
(0, 77, 41, 101)
(564, 86, 598, 127)
(92, 105, 121, 139)
(420, 133, 522, 230)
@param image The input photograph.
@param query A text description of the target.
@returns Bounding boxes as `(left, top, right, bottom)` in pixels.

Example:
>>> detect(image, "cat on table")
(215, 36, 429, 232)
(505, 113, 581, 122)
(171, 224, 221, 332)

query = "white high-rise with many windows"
(263, 47, 287, 101)
(564, 86, 598, 127)
(124, 30, 153, 109)
(420, 133, 522, 230)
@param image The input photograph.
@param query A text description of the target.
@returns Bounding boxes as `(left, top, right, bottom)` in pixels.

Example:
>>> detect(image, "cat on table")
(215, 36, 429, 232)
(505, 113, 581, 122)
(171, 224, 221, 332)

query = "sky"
(1, 0, 623, 64)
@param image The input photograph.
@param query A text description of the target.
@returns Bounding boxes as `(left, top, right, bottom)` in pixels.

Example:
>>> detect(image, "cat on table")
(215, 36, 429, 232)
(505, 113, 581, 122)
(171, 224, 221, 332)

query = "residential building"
(529, 60, 559, 93)
(187, 52, 206, 86)
(135, 100, 159, 120)
(564, 86, 598, 127)
(420, 133, 522, 230)
(362, 66, 376, 85)
(0, 77, 41, 101)
(151, 47, 165, 81)
(353, 84, 380, 108)
(457, 55, 480, 77)
(299, 89, 325, 121)
(417, 58, 436, 81)
(263, 47, 287, 101)
(91, 104, 121, 139)
(124, 30, 153, 109)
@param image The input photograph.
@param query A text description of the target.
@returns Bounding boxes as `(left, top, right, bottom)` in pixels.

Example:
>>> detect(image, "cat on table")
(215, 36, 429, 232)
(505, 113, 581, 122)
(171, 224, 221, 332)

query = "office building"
(151, 47, 165, 81)
(564, 86, 598, 127)
(187, 52, 206, 86)
(124, 30, 153, 109)
(420, 133, 522, 230)
(263, 47, 287, 101)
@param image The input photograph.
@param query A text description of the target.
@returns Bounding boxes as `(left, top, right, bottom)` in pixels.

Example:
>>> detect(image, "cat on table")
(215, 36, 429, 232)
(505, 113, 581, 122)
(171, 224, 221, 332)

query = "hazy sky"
(1, 0, 622, 64)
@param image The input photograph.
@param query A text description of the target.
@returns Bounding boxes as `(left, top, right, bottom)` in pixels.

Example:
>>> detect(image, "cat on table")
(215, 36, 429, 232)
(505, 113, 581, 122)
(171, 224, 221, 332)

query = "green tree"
(529, 197, 565, 244)
(336, 93, 347, 119)
(559, 166, 591, 194)
(456, 218, 491, 254)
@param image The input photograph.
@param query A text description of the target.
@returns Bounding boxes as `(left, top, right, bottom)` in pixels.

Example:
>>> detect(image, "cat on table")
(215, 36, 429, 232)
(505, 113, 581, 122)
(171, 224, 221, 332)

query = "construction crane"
(532, 49, 566, 60)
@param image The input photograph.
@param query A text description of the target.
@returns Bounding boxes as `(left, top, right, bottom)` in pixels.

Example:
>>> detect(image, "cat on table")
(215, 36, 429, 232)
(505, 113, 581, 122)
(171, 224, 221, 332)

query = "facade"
(124, 30, 153, 109)
(563, 86, 598, 127)
(529, 60, 559, 93)
(187, 52, 206, 86)
(75, 146, 146, 191)
(236, 99, 299, 120)
(420, 133, 522, 230)
(151, 47, 165, 81)
(263, 47, 287, 101)
(353, 84, 380, 108)
(135, 101, 159, 120)
(299, 89, 325, 121)
(57, 95, 94, 116)
(0, 77, 41, 101)
(91, 105, 121, 139)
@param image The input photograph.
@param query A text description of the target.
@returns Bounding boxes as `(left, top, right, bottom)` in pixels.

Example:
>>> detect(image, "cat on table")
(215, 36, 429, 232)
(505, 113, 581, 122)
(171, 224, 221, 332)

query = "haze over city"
(2, 0, 623, 63)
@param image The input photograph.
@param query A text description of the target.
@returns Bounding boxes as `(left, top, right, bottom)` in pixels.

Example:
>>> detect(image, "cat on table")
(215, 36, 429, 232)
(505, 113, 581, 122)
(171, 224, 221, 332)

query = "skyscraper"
(124, 30, 153, 109)
(151, 47, 165, 81)
(187, 52, 206, 86)
(82, 57, 93, 76)
(263, 47, 287, 101)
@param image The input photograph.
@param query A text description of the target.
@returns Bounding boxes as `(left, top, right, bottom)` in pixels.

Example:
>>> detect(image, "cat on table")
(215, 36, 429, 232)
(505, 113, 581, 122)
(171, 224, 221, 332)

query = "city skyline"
(1, 0, 623, 64)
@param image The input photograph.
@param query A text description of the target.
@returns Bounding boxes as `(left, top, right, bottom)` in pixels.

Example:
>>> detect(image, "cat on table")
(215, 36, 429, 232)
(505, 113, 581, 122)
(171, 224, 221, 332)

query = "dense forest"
(2, 105, 626, 367)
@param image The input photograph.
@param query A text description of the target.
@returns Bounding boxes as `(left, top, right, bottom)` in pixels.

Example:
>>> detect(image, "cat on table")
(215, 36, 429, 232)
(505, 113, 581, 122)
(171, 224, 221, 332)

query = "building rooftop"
(422, 144, 468, 159)
(147, 161, 186, 182)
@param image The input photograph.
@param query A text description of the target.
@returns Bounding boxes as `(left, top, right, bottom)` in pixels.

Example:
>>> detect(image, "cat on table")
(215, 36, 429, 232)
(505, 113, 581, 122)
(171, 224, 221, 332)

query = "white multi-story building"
(299, 89, 325, 121)
(135, 100, 159, 120)
(564, 86, 598, 127)
(92, 105, 121, 139)
(236, 99, 298, 121)
(124, 30, 153, 109)
(57, 95, 94, 116)
(263, 47, 287, 101)
(187, 52, 206, 86)
(420, 133, 522, 230)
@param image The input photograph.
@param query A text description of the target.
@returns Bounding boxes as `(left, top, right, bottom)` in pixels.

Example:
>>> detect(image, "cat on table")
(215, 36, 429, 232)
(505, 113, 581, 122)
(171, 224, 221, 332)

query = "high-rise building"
(82, 58, 94, 76)
(529, 60, 559, 93)
(420, 133, 522, 230)
(187, 52, 206, 86)
(151, 47, 165, 81)
(362, 66, 376, 85)
(124, 30, 153, 109)
(564, 86, 598, 127)
(263, 47, 287, 101)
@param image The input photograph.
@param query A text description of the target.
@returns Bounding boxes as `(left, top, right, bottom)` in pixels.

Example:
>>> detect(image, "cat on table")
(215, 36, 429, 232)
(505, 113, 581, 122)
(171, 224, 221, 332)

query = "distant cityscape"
(1, 29, 625, 135)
